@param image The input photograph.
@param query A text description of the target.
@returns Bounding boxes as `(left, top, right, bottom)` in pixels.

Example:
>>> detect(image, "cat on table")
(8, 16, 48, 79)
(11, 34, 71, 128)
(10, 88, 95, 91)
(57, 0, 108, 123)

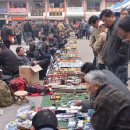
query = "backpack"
(0, 80, 14, 107)
(10, 77, 28, 92)
(27, 84, 50, 94)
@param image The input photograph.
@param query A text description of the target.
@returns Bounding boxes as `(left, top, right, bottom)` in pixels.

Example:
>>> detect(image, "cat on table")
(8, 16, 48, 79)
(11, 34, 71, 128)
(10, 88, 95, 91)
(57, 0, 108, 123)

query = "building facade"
(0, 0, 121, 24)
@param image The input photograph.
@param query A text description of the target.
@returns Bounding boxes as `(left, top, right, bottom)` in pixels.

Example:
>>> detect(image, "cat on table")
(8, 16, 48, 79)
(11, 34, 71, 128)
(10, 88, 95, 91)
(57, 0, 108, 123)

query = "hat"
(32, 110, 58, 130)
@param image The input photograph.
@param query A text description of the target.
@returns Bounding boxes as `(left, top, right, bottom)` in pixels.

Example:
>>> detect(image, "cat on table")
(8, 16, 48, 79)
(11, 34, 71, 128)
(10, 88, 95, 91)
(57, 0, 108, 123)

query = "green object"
(41, 94, 86, 107)
(31, 100, 35, 108)
(41, 94, 87, 129)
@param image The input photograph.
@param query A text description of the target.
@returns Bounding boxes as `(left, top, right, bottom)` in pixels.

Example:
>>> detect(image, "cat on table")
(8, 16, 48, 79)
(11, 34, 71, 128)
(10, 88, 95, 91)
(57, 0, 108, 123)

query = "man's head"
(48, 33, 54, 40)
(41, 35, 47, 42)
(31, 110, 58, 130)
(84, 70, 107, 96)
(117, 16, 130, 42)
(120, 9, 130, 19)
(81, 62, 97, 74)
(88, 15, 99, 28)
(100, 9, 116, 28)
(16, 47, 25, 56)
(54, 21, 58, 26)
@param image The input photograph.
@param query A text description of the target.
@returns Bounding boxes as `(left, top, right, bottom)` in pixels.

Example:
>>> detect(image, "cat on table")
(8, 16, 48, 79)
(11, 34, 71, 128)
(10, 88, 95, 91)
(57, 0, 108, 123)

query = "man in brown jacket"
(93, 24, 107, 70)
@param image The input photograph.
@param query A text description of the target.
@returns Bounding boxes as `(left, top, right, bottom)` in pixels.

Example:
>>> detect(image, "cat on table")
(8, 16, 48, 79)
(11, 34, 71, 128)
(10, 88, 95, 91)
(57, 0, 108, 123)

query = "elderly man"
(85, 70, 130, 130)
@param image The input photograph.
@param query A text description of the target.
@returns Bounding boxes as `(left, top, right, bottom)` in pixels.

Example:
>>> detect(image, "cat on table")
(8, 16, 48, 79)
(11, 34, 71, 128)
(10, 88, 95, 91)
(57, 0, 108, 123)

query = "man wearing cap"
(31, 110, 59, 130)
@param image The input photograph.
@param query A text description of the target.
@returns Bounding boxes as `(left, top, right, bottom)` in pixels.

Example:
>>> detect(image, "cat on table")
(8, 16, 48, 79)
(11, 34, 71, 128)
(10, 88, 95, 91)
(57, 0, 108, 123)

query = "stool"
(14, 91, 29, 105)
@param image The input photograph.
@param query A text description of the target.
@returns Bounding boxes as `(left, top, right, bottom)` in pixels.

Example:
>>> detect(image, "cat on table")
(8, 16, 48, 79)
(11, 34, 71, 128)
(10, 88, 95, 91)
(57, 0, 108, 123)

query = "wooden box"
(19, 65, 42, 85)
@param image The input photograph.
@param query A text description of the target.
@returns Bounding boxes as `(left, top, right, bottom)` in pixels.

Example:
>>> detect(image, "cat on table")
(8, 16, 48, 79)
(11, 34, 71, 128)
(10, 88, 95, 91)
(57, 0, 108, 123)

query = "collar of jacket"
(109, 18, 118, 30)
(95, 84, 108, 98)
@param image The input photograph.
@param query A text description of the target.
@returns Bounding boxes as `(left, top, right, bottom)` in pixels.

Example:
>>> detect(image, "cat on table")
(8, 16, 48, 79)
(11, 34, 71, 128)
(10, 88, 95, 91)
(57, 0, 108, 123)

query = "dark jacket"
(42, 23, 50, 36)
(91, 84, 130, 130)
(102, 69, 130, 95)
(102, 19, 129, 67)
(23, 22, 32, 32)
(50, 25, 59, 36)
(0, 48, 19, 72)
(1, 26, 13, 41)
(17, 55, 30, 66)
(48, 38, 58, 48)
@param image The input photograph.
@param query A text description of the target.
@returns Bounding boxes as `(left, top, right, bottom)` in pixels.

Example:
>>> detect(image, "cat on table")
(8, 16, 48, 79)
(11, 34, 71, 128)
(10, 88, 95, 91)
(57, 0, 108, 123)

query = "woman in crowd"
(120, 8, 130, 19)
(118, 16, 130, 42)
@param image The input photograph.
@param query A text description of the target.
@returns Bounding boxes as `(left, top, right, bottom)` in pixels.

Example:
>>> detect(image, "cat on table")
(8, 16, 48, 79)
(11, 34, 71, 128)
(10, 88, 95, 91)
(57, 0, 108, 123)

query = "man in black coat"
(0, 43, 19, 75)
(1, 24, 14, 49)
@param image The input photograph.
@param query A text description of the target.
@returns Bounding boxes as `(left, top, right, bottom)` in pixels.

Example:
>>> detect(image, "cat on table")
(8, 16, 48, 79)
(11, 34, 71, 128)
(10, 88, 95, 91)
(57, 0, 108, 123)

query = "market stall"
(5, 32, 94, 130)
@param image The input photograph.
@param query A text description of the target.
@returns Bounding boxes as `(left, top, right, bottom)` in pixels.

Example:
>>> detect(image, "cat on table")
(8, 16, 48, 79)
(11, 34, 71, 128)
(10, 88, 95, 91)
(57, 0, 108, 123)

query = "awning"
(112, 0, 130, 11)
(110, 2, 121, 10)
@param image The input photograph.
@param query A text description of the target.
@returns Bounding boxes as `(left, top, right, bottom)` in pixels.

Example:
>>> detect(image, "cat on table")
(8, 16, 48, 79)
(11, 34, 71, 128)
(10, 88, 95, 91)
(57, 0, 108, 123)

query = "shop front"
(28, 0, 46, 20)
(8, 0, 28, 21)
(47, 0, 65, 21)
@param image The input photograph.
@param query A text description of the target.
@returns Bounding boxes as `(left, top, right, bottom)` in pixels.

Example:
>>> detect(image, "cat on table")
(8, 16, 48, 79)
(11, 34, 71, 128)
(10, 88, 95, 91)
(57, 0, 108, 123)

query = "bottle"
(31, 100, 35, 109)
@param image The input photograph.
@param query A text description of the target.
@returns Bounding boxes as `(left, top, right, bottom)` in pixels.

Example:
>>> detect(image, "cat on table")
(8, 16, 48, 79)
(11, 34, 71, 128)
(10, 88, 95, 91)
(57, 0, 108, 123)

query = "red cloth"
(10, 77, 28, 92)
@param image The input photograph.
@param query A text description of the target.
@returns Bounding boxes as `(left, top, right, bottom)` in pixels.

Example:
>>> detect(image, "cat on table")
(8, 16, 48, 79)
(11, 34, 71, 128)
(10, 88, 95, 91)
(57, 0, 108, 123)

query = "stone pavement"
(0, 39, 129, 129)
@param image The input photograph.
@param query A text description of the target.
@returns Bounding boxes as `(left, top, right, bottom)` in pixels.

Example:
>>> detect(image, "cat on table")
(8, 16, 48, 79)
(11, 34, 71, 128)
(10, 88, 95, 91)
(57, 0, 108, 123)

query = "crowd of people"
(1, 7, 130, 130)
(0, 20, 69, 80)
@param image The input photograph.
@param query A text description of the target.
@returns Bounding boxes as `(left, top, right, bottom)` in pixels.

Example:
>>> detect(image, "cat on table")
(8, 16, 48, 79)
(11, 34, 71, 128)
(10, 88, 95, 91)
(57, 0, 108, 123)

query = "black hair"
(32, 110, 58, 130)
(41, 35, 47, 42)
(100, 9, 114, 20)
(118, 16, 130, 32)
(16, 47, 23, 54)
(121, 8, 130, 14)
(88, 15, 99, 25)
(81, 62, 97, 74)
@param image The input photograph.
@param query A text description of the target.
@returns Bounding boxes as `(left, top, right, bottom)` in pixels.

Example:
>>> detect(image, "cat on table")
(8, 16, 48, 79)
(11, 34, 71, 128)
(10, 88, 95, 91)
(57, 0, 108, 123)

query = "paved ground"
(0, 39, 129, 129)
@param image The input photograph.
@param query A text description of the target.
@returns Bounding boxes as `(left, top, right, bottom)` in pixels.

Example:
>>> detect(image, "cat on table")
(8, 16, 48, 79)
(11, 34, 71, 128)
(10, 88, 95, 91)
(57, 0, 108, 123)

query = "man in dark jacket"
(1, 24, 14, 48)
(47, 33, 58, 55)
(85, 70, 130, 130)
(100, 9, 129, 84)
(50, 21, 59, 39)
(23, 20, 32, 44)
(0, 43, 19, 75)
(16, 47, 50, 80)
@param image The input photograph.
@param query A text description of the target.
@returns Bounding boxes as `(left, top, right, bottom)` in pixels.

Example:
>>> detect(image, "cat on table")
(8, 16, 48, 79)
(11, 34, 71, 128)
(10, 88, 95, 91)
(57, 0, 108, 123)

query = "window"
(50, 12, 62, 16)
(31, 0, 45, 16)
(49, 0, 64, 8)
(49, 0, 64, 3)
(9, 1, 26, 8)
(67, 0, 82, 7)
(86, 0, 100, 11)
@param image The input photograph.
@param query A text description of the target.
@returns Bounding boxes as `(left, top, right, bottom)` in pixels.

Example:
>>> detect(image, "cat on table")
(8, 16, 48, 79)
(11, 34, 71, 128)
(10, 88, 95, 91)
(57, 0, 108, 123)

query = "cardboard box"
(19, 65, 42, 85)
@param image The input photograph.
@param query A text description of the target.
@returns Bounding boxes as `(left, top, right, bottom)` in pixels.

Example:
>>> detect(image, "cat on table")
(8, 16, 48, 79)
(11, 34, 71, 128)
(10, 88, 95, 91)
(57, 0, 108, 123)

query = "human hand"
(75, 100, 82, 106)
